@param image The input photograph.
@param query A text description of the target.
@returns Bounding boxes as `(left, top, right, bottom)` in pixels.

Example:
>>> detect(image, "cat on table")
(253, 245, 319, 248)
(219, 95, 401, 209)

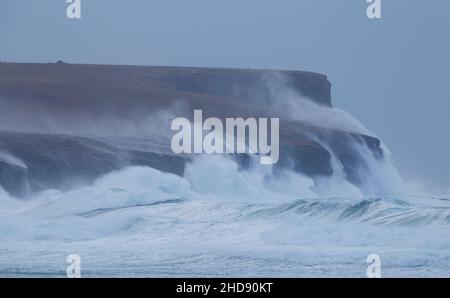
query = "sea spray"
(264, 74, 406, 196)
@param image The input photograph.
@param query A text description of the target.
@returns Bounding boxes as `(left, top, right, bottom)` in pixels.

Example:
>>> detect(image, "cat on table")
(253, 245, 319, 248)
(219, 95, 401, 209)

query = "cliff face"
(157, 67, 332, 107)
(0, 62, 380, 198)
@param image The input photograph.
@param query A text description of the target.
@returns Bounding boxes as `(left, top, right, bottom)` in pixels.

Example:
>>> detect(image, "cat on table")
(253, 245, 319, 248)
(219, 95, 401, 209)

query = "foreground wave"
(1, 160, 449, 277)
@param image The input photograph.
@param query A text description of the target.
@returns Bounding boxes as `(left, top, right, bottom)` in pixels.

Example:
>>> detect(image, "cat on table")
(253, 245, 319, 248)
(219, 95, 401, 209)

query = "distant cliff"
(0, 62, 380, 198)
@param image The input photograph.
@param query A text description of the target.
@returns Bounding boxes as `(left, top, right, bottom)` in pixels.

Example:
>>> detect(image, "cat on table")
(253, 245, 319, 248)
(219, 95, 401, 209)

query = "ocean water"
(1, 156, 449, 277)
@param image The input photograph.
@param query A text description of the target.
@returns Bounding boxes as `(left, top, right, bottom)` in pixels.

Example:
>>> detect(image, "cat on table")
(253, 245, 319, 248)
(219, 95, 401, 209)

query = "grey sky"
(1, 0, 449, 190)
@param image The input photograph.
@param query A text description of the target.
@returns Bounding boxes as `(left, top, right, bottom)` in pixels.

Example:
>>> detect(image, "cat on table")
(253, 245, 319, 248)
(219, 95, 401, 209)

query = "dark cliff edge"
(0, 62, 381, 198)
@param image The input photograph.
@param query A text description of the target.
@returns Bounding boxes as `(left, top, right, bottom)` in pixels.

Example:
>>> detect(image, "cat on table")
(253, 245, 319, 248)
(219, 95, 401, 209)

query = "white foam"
(0, 151, 27, 169)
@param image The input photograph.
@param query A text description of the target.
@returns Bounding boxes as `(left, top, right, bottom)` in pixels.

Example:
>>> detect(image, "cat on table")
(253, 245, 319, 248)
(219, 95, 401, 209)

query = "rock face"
(0, 131, 186, 197)
(157, 67, 332, 107)
(0, 62, 382, 198)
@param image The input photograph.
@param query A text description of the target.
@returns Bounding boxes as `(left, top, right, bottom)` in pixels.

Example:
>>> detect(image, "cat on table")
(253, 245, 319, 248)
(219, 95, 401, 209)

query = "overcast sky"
(1, 0, 449, 190)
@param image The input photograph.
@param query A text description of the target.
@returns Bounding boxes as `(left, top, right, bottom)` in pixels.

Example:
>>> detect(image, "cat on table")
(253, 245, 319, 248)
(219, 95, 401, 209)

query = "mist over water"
(262, 73, 373, 136)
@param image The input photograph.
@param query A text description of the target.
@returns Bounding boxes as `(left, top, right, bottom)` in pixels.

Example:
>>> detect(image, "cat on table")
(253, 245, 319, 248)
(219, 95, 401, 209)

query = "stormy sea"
(0, 63, 449, 277)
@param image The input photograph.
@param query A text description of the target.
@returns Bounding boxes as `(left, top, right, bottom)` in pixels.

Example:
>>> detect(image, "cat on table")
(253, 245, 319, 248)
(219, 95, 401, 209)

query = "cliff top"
(0, 62, 332, 107)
